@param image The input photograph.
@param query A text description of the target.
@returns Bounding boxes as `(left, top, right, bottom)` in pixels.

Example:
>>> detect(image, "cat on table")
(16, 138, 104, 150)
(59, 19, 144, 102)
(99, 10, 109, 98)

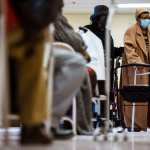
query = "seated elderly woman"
(54, 14, 94, 135)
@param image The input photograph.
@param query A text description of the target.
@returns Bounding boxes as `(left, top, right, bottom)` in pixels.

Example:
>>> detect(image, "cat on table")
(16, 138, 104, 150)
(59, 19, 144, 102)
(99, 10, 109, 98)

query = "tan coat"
(121, 23, 150, 130)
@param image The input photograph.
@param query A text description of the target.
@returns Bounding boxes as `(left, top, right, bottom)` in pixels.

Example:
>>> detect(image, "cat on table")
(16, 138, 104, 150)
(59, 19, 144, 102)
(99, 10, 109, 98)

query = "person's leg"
(87, 67, 97, 97)
(97, 80, 105, 118)
(76, 73, 93, 135)
(52, 49, 86, 128)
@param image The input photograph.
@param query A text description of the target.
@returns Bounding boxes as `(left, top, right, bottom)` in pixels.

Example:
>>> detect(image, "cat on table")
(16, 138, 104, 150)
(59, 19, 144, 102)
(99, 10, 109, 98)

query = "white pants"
(52, 49, 86, 127)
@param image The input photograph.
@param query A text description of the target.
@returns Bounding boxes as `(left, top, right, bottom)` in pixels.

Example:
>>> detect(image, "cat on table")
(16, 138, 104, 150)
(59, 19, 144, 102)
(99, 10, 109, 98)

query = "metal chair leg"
(73, 97, 77, 135)
(131, 102, 135, 132)
(0, 0, 10, 144)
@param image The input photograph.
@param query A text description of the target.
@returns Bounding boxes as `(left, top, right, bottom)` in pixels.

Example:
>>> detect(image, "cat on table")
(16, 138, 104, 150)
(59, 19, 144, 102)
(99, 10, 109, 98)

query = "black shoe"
(51, 118, 74, 139)
(127, 127, 142, 132)
(21, 124, 52, 145)
(51, 127, 74, 140)
(60, 117, 73, 130)
(77, 130, 94, 136)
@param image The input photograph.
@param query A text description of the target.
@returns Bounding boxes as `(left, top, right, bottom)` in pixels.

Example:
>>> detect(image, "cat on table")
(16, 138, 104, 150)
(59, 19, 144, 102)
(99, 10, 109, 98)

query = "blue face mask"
(140, 19, 150, 29)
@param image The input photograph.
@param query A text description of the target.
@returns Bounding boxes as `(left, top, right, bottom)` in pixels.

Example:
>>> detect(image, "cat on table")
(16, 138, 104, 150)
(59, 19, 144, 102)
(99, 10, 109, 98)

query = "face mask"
(140, 19, 150, 29)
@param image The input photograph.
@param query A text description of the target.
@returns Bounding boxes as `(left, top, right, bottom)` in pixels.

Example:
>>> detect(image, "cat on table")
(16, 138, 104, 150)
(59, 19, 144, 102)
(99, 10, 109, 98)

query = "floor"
(0, 128, 150, 150)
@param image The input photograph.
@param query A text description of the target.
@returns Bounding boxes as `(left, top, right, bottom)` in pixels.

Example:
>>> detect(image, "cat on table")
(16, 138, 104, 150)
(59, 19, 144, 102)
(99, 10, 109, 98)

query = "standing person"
(121, 8, 150, 131)
(81, 5, 124, 98)
(79, 5, 123, 121)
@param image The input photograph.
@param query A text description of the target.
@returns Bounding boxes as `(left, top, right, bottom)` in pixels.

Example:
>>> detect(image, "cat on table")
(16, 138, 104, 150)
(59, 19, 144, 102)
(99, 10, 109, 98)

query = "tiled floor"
(0, 128, 150, 150)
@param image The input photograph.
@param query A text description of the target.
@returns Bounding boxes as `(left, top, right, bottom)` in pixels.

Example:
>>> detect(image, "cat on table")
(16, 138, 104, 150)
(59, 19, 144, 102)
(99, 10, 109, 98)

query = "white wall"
(64, 13, 135, 47)
(111, 14, 135, 46)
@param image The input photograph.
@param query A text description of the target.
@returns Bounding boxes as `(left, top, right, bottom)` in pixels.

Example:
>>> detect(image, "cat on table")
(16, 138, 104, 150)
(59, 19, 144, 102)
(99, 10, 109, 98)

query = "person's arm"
(54, 15, 91, 62)
(113, 47, 124, 58)
(110, 34, 124, 58)
(124, 27, 144, 64)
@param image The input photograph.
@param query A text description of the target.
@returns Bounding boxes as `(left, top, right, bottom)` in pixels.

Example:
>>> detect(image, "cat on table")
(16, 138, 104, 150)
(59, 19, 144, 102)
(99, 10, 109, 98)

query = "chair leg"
(72, 97, 77, 135)
(131, 102, 136, 132)
(0, 5, 10, 143)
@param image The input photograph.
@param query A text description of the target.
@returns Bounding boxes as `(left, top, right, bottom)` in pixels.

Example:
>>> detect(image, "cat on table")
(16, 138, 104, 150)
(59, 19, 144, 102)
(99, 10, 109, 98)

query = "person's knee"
(72, 52, 86, 66)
